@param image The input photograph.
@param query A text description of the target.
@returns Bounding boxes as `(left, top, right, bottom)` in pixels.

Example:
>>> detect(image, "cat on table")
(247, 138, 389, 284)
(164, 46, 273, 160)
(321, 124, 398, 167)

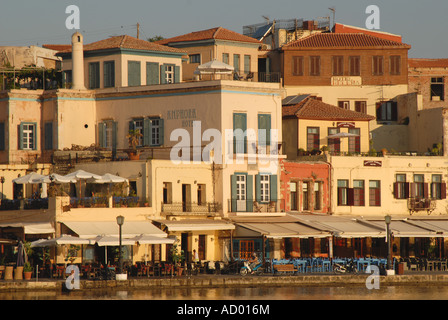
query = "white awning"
(130, 235, 177, 244)
(159, 220, 235, 232)
(0, 222, 54, 234)
(235, 222, 330, 239)
(61, 221, 167, 238)
(367, 220, 441, 238)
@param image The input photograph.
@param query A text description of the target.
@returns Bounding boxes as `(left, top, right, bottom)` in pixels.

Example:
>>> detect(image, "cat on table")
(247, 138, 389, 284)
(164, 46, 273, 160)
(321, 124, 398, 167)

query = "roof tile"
(409, 58, 448, 68)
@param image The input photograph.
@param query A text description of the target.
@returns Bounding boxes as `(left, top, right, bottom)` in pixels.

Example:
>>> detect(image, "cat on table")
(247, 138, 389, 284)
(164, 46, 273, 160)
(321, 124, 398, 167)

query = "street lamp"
(116, 215, 125, 276)
(0, 176, 5, 201)
(385, 215, 392, 273)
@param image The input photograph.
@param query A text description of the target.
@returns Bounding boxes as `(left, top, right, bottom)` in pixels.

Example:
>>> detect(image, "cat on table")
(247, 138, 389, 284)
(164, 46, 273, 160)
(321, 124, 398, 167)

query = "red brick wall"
(282, 48, 408, 86)
(408, 67, 448, 109)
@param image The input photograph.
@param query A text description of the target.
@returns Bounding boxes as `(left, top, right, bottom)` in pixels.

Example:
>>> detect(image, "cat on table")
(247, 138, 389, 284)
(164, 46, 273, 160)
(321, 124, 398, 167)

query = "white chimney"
(71, 32, 85, 90)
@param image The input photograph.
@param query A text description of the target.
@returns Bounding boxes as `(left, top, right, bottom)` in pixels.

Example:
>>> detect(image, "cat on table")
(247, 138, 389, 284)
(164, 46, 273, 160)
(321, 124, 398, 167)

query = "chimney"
(71, 32, 85, 90)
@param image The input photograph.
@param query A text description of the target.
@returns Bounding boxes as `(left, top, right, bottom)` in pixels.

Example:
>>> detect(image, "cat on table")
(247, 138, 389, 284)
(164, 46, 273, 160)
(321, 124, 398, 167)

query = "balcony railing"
(69, 196, 149, 208)
(161, 202, 220, 215)
(230, 141, 284, 156)
(0, 198, 49, 211)
(228, 199, 284, 213)
(407, 197, 436, 214)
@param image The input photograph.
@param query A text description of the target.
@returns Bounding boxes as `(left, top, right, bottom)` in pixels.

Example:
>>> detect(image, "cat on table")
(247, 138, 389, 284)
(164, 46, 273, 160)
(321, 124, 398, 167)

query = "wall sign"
(364, 160, 382, 167)
(337, 122, 355, 128)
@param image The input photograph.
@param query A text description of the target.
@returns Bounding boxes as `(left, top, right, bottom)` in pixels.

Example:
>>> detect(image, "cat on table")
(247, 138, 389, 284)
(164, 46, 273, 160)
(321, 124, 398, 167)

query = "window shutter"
(423, 183, 429, 198)
(44, 122, 53, 150)
(104, 61, 115, 88)
(112, 121, 118, 159)
(160, 65, 166, 84)
(31, 123, 37, 150)
(441, 182, 447, 200)
(146, 62, 159, 85)
(393, 182, 399, 199)
(258, 114, 271, 146)
(347, 188, 354, 206)
(143, 118, 150, 146)
(246, 175, 253, 212)
(174, 66, 180, 83)
(158, 119, 164, 146)
(270, 174, 277, 201)
(376, 102, 382, 120)
(230, 175, 237, 212)
(404, 182, 410, 199)
(255, 174, 261, 202)
(128, 61, 141, 86)
(337, 188, 343, 206)
(98, 122, 105, 148)
(410, 183, 415, 198)
(391, 102, 398, 121)
(0, 122, 5, 151)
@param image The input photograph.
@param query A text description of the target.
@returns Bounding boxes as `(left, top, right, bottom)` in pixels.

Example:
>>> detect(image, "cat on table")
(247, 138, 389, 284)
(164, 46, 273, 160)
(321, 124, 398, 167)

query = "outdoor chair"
(253, 201, 262, 213)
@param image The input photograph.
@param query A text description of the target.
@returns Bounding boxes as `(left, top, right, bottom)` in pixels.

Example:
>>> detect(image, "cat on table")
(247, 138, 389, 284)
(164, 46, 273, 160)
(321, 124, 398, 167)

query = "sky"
(0, 0, 447, 58)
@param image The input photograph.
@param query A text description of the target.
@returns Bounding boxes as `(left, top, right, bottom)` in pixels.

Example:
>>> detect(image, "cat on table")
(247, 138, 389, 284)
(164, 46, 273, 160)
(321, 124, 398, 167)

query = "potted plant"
(65, 245, 80, 265)
(170, 241, 185, 276)
(23, 261, 33, 280)
(126, 129, 143, 160)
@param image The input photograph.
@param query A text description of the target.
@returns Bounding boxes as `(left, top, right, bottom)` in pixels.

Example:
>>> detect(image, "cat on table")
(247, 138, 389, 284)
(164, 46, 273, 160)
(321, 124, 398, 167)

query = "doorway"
(182, 184, 191, 212)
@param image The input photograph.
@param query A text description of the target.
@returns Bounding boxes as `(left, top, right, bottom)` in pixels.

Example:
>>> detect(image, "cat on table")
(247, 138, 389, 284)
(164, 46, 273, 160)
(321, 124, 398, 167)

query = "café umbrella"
(64, 170, 102, 197)
(30, 235, 90, 247)
(12, 172, 45, 184)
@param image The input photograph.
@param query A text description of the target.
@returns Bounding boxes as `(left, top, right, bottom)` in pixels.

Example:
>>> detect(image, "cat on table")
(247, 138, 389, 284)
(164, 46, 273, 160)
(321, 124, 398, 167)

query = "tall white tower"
(71, 32, 85, 90)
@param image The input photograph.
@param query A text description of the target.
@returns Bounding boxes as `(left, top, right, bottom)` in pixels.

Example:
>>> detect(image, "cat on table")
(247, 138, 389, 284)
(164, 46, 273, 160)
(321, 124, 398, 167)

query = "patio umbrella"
(130, 234, 176, 245)
(194, 59, 234, 79)
(12, 172, 45, 184)
(89, 173, 128, 184)
(64, 170, 102, 197)
(16, 241, 26, 266)
(91, 235, 136, 247)
(327, 132, 359, 139)
(32, 173, 76, 184)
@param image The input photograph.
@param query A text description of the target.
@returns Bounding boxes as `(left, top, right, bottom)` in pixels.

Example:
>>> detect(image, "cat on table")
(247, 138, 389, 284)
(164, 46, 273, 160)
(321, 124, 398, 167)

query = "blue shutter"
(44, 122, 53, 150)
(146, 62, 159, 85)
(0, 122, 5, 151)
(104, 61, 115, 88)
(158, 119, 164, 146)
(230, 174, 237, 212)
(160, 65, 166, 84)
(270, 174, 278, 201)
(255, 174, 261, 203)
(258, 114, 271, 145)
(174, 66, 180, 83)
(233, 113, 247, 154)
(143, 118, 150, 146)
(128, 61, 141, 86)
(246, 175, 253, 212)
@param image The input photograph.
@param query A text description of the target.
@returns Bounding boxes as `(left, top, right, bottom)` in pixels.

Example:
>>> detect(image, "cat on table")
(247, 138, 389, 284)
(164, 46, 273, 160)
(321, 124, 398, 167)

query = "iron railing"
(161, 202, 220, 214)
(228, 199, 284, 213)
(408, 197, 436, 213)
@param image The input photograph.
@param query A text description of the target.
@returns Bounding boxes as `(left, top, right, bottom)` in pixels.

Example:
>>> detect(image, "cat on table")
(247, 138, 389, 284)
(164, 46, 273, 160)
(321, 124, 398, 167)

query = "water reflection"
(1, 286, 448, 300)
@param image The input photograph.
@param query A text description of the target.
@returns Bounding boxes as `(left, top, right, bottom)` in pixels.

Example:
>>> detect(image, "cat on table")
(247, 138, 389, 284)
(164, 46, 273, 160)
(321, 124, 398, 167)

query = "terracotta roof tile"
(58, 35, 186, 54)
(283, 33, 410, 49)
(156, 27, 261, 45)
(409, 58, 448, 68)
(282, 97, 375, 121)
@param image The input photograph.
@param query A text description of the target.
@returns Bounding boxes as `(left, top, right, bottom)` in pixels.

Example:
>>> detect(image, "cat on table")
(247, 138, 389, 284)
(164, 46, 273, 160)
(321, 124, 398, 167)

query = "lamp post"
(116, 215, 125, 277)
(0, 176, 4, 201)
(385, 215, 392, 274)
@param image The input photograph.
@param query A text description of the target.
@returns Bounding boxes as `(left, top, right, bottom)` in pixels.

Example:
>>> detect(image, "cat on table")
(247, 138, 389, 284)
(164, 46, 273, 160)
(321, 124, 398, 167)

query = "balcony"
(228, 199, 285, 213)
(161, 202, 220, 216)
(407, 197, 436, 215)
(0, 198, 48, 211)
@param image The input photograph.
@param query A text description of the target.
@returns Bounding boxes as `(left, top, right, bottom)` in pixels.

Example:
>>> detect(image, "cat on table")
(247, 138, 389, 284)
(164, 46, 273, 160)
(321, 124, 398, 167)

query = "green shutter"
(18, 123, 23, 150)
(174, 66, 180, 83)
(89, 62, 100, 89)
(233, 54, 240, 73)
(230, 174, 237, 212)
(143, 118, 150, 146)
(0, 122, 5, 151)
(246, 174, 253, 212)
(244, 55, 250, 73)
(104, 61, 115, 88)
(160, 65, 166, 84)
(233, 113, 247, 153)
(112, 121, 118, 159)
(98, 122, 105, 148)
(258, 114, 271, 145)
(44, 122, 53, 150)
(128, 61, 141, 86)
(270, 174, 278, 201)
(31, 123, 37, 150)
(255, 174, 261, 202)
(158, 118, 164, 146)
(146, 62, 159, 85)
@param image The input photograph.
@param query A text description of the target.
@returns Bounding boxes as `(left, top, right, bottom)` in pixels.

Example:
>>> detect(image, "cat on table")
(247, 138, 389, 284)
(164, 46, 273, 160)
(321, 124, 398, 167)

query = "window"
(376, 101, 397, 121)
(244, 55, 251, 74)
(307, 127, 319, 151)
(104, 122, 114, 149)
(355, 101, 367, 114)
(338, 101, 350, 110)
(349, 56, 360, 76)
(129, 119, 144, 147)
(197, 184, 206, 205)
(258, 114, 271, 146)
(314, 182, 322, 210)
(328, 127, 340, 154)
(332, 56, 344, 76)
(290, 182, 298, 211)
(150, 118, 161, 146)
(160, 64, 179, 84)
(88, 62, 100, 89)
(189, 54, 201, 64)
(348, 128, 360, 154)
(163, 182, 172, 204)
(394, 174, 408, 199)
(353, 180, 365, 206)
(164, 65, 174, 84)
(222, 53, 229, 65)
(292, 56, 304, 76)
(302, 182, 310, 210)
(431, 174, 445, 200)
(128, 61, 141, 86)
(233, 54, 240, 73)
(260, 175, 270, 202)
(390, 56, 401, 75)
(413, 174, 425, 198)
(20, 123, 37, 150)
(431, 77, 445, 101)
(98, 120, 117, 151)
(310, 56, 321, 76)
(103, 61, 115, 88)
(337, 180, 349, 206)
(372, 56, 384, 76)
(369, 180, 381, 206)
